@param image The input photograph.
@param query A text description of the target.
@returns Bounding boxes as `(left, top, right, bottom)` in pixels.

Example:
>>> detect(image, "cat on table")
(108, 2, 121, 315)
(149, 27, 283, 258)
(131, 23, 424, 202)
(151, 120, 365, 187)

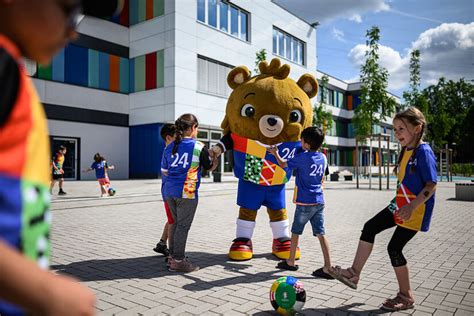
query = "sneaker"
(153, 241, 170, 257)
(168, 258, 199, 273)
(58, 190, 67, 195)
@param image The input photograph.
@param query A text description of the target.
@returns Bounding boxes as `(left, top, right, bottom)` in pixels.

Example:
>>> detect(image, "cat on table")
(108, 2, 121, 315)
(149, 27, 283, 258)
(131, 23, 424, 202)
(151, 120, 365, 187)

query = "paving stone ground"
(50, 177, 474, 315)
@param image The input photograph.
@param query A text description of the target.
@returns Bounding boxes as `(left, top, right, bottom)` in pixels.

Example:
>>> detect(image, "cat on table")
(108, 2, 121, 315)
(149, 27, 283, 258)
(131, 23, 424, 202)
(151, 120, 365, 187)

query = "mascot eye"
(241, 104, 255, 118)
(289, 110, 302, 123)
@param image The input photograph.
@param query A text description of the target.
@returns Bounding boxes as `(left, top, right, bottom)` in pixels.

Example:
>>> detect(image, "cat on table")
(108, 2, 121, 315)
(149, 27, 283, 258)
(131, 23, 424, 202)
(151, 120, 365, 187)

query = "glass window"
(298, 41, 303, 65)
(211, 132, 222, 140)
(292, 38, 298, 62)
(240, 11, 247, 41)
(327, 89, 333, 105)
(219, 1, 228, 32)
(230, 6, 238, 37)
(273, 27, 305, 66)
(197, 56, 233, 97)
(285, 35, 291, 60)
(273, 29, 278, 54)
(208, 0, 217, 27)
(278, 32, 284, 56)
(197, 0, 205, 22)
(197, 130, 209, 140)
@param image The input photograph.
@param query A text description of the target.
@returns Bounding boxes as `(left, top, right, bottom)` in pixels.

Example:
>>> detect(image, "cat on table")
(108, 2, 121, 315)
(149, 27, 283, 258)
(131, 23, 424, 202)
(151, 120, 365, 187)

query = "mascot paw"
(272, 237, 301, 260)
(229, 238, 253, 261)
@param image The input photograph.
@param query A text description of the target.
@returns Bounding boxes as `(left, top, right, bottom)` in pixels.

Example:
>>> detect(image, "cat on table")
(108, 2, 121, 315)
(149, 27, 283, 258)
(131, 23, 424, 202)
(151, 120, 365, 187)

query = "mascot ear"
(297, 74, 318, 99)
(221, 116, 230, 134)
(227, 66, 251, 89)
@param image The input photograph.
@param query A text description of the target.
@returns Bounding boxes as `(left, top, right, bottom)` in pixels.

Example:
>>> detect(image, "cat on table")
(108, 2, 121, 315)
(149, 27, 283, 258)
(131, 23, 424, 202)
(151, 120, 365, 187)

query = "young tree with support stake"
(353, 26, 397, 189)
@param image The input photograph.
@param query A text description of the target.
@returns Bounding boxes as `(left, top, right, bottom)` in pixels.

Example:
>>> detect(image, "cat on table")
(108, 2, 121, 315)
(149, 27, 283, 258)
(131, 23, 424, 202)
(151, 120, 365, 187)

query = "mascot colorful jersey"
(213, 58, 318, 260)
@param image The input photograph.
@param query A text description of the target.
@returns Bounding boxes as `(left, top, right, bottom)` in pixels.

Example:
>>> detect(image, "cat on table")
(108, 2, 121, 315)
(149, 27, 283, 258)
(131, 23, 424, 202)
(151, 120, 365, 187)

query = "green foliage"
(402, 49, 429, 114)
(313, 74, 333, 133)
(254, 49, 267, 75)
(353, 26, 397, 138)
(421, 78, 474, 162)
(451, 163, 474, 177)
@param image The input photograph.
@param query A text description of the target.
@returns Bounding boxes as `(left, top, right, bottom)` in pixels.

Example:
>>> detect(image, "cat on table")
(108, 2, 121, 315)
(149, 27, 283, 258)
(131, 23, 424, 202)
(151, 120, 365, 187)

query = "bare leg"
(50, 180, 56, 192)
(286, 234, 299, 266)
(59, 178, 64, 190)
(394, 265, 414, 300)
(99, 184, 106, 196)
(317, 235, 332, 272)
(349, 240, 373, 276)
(161, 222, 169, 242)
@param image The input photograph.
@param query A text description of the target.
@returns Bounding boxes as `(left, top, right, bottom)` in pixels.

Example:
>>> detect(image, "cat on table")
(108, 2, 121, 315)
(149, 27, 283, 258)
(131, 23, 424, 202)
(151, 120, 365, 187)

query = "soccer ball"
(108, 187, 116, 196)
(270, 276, 306, 315)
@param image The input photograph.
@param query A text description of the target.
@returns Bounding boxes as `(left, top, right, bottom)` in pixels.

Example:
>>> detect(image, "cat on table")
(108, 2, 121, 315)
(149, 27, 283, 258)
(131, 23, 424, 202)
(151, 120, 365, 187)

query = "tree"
(253, 49, 267, 75)
(422, 77, 473, 162)
(353, 26, 397, 139)
(402, 49, 429, 114)
(313, 74, 333, 134)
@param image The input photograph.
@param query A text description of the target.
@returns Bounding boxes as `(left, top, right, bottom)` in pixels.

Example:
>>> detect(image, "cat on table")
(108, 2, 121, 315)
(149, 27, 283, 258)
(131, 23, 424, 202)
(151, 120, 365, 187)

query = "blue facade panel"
(129, 123, 165, 178)
(64, 44, 88, 87)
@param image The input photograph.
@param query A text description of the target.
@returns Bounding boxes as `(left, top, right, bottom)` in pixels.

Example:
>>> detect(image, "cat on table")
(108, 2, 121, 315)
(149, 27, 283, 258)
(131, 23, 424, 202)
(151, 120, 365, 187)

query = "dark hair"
(301, 126, 324, 151)
(58, 145, 66, 152)
(94, 153, 104, 163)
(160, 123, 176, 141)
(172, 114, 199, 155)
(393, 106, 426, 175)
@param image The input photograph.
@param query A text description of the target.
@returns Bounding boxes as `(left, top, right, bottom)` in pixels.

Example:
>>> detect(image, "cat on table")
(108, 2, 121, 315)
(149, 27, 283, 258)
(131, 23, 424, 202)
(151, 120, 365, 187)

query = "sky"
(273, 0, 473, 98)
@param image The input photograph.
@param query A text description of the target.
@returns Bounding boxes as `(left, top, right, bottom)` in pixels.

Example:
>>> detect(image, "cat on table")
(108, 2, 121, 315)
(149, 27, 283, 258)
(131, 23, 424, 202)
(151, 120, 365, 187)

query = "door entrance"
(50, 136, 80, 180)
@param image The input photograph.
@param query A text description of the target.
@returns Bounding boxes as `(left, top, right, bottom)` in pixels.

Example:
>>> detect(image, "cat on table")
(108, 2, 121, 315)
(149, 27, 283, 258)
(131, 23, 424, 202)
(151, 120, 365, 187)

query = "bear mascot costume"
(211, 58, 318, 261)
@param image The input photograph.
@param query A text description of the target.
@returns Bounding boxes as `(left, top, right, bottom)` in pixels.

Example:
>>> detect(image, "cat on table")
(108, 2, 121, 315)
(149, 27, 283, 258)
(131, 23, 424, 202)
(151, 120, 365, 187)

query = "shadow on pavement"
(51, 251, 322, 288)
(253, 303, 390, 315)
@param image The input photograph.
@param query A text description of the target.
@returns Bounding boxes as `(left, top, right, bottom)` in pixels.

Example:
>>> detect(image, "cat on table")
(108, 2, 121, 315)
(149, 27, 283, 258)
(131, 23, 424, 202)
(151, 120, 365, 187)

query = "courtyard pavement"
(50, 176, 474, 315)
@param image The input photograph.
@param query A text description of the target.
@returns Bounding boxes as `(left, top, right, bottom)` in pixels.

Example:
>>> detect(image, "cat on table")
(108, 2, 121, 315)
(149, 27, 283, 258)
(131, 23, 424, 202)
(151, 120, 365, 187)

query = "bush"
(451, 163, 474, 176)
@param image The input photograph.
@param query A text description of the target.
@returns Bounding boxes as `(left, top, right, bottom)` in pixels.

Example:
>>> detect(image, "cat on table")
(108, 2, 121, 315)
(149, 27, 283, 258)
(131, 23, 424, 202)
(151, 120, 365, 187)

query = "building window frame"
(272, 27, 305, 66)
(197, 0, 250, 42)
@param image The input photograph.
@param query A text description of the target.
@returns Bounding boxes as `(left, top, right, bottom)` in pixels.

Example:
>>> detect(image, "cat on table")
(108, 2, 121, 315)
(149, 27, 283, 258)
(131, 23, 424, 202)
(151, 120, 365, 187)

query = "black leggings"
(360, 207, 417, 267)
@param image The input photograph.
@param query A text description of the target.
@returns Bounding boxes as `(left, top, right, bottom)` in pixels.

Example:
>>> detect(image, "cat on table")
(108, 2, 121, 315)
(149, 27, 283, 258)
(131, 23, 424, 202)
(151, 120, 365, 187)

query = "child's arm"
(82, 168, 93, 172)
(199, 147, 214, 171)
(0, 240, 95, 315)
(397, 181, 437, 220)
(267, 146, 288, 168)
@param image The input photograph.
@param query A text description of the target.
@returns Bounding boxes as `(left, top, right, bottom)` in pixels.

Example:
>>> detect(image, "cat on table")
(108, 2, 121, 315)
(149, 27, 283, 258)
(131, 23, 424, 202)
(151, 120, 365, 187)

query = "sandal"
(380, 292, 415, 311)
(327, 266, 359, 289)
(312, 267, 334, 279)
(276, 260, 299, 271)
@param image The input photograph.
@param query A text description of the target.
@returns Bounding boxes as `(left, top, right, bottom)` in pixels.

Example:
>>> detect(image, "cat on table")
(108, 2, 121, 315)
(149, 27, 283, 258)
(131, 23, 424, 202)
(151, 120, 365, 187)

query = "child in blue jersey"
(161, 114, 213, 272)
(268, 126, 334, 278)
(153, 123, 176, 257)
(329, 107, 437, 312)
(83, 153, 115, 197)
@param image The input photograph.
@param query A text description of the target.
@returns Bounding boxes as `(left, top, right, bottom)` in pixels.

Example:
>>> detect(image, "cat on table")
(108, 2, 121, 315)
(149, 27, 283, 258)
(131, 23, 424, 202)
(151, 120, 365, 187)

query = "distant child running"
(83, 153, 115, 197)
(153, 123, 176, 257)
(268, 127, 334, 279)
(329, 107, 437, 312)
(161, 114, 213, 272)
(50, 145, 67, 195)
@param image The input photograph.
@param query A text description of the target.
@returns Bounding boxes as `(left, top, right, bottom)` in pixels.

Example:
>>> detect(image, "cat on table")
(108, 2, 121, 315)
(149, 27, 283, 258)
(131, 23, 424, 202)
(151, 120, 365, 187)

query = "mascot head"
(221, 58, 318, 145)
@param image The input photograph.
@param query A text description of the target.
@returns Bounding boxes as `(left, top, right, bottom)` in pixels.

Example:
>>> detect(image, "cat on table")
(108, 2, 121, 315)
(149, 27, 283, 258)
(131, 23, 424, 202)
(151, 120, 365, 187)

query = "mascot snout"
(259, 115, 284, 138)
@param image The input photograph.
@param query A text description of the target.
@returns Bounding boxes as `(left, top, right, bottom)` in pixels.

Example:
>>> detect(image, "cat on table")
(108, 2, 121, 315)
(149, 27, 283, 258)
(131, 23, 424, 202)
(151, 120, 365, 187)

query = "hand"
(43, 274, 95, 316)
(210, 145, 222, 158)
(60, 170, 64, 174)
(395, 204, 414, 221)
(209, 158, 219, 172)
(267, 145, 278, 156)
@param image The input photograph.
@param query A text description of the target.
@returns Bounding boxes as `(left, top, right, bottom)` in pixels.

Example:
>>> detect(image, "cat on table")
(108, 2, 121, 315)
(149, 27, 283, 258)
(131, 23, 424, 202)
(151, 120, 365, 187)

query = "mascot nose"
(267, 117, 277, 126)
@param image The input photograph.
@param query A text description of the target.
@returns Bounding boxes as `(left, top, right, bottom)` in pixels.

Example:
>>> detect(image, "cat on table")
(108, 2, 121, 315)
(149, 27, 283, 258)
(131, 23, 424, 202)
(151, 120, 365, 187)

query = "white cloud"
(347, 23, 474, 91)
(332, 27, 346, 41)
(349, 14, 363, 23)
(273, 0, 390, 24)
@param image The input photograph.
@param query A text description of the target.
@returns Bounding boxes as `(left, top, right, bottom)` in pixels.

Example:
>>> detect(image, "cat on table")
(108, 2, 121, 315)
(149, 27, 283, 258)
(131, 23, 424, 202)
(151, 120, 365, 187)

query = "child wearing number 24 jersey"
(268, 126, 334, 279)
(161, 114, 213, 273)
